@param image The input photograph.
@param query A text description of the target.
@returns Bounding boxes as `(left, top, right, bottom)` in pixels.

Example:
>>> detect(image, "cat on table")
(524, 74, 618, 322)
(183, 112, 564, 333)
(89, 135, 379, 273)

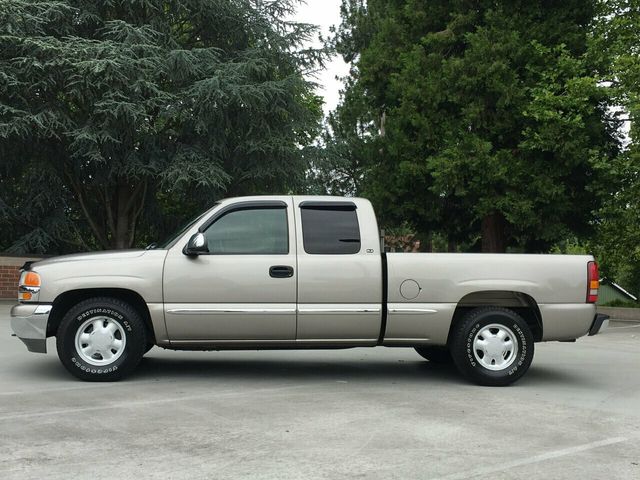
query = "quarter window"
(300, 204, 361, 254)
(203, 207, 288, 254)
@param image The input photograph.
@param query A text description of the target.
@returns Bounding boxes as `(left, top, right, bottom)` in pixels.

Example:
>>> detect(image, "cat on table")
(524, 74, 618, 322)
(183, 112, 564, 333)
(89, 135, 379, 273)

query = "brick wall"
(0, 256, 42, 299)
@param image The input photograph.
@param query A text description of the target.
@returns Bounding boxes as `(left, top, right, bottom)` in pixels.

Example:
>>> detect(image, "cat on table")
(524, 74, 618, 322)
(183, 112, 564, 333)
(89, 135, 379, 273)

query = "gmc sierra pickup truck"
(11, 195, 608, 385)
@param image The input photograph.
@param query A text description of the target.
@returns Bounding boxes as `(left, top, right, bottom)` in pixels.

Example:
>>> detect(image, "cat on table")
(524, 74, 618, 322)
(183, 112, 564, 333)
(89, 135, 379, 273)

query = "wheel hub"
(74, 316, 126, 366)
(91, 328, 113, 349)
(484, 337, 503, 356)
(472, 323, 518, 371)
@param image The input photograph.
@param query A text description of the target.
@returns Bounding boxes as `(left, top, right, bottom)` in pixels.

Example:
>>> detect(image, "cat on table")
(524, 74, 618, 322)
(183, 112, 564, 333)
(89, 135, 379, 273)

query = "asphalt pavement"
(0, 302, 638, 479)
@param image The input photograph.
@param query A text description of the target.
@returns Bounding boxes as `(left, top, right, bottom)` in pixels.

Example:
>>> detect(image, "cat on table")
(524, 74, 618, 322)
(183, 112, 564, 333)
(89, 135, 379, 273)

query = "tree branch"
(124, 179, 146, 215)
(128, 180, 147, 247)
(103, 188, 117, 238)
(64, 169, 109, 249)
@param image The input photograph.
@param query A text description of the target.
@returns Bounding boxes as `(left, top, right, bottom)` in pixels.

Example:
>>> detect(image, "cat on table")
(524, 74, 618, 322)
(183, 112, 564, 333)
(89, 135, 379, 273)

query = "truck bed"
(383, 253, 595, 344)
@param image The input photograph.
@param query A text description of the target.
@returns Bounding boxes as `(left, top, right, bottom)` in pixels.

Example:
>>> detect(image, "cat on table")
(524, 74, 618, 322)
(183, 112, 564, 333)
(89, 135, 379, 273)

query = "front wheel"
(449, 307, 534, 386)
(56, 297, 147, 381)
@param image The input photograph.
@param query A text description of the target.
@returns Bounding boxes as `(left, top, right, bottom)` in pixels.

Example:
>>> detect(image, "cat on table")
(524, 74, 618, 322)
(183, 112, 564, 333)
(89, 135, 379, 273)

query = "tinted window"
(300, 206, 361, 254)
(204, 207, 288, 254)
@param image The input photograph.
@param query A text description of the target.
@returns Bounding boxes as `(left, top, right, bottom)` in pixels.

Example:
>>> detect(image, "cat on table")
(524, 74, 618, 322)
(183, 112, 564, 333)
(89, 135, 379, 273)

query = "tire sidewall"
(454, 309, 534, 385)
(58, 299, 145, 380)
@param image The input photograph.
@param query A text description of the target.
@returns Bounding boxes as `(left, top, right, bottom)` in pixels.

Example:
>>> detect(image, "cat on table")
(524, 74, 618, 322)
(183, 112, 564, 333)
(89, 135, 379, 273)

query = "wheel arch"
(47, 288, 156, 343)
(447, 290, 543, 343)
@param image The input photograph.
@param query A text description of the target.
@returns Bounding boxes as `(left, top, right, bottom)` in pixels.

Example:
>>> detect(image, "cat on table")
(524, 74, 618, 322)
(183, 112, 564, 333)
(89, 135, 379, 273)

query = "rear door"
(293, 198, 383, 343)
(163, 199, 297, 342)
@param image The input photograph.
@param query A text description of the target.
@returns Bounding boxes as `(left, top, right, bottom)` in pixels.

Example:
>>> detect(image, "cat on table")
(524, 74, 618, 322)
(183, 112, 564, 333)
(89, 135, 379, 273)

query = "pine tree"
(330, 0, 620, 252)
(0, 0, 323, 251)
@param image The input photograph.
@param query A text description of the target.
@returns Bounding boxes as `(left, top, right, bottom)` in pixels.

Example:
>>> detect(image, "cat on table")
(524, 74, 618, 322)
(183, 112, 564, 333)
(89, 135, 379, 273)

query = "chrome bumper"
(10, 303, 51, 353)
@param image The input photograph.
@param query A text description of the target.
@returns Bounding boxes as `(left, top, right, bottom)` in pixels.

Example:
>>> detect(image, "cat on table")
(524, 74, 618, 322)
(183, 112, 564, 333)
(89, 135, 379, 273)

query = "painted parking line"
(0, 378, 166, 397)
(0, 383, 307, 421)
(431, 436, 627, 480)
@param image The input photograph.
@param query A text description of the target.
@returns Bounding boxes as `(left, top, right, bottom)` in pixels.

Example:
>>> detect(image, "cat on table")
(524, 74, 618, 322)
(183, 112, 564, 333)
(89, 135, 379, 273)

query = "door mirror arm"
(183, 232, 209, 256)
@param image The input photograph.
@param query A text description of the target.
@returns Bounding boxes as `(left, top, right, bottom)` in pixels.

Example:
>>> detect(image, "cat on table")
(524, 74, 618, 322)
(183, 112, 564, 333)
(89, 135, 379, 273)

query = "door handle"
(269, 265, 294, 278)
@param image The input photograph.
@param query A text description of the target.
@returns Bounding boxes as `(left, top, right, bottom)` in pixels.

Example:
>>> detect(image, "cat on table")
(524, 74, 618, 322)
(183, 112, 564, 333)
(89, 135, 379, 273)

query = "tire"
(56, 297, 147, 381)
(414, 346, 453, 364)
(450, 307, 534, 386)
(144, 342, 154, 354)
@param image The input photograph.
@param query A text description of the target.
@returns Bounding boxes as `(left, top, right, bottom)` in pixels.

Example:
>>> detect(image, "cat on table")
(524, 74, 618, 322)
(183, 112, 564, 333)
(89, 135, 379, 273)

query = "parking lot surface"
(0, 302, 638, 479)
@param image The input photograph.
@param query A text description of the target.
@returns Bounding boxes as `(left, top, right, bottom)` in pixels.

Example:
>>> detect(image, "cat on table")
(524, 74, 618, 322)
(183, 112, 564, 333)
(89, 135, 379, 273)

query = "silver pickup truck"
(10, 195, 608, 385)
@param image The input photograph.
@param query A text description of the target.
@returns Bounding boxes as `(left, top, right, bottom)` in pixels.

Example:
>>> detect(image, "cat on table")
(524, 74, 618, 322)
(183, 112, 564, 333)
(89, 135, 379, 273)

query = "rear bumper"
(10, 303, 51, 353)
(539, 303, 596, 341)
(588, 313, 609, 336)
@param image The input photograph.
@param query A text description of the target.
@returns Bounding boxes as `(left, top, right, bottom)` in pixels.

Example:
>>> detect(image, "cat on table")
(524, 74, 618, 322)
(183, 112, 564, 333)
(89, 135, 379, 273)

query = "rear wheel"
(414, 346, 452, 364)
(56, 297, 147, 381)
(450, 307, 534, 386)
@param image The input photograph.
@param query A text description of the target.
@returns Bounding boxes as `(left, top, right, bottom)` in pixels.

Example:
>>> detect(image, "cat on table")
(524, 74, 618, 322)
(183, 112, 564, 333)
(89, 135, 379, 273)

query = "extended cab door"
(293, 198, 383, 343)
(163, 199, 297, 342)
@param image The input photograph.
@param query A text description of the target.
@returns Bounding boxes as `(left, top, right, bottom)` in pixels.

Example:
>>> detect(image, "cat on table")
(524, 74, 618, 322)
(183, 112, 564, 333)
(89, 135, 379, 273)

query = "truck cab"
(162, 197, 383, 347)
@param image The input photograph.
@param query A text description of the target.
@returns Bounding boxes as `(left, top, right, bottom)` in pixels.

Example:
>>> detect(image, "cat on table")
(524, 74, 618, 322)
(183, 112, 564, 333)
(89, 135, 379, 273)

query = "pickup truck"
(10, 195, 609, 386)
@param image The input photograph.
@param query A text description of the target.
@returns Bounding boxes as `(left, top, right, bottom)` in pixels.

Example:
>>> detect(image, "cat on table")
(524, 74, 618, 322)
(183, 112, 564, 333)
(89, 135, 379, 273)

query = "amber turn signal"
(23, 272, 41, 287)
(19, 291, 32, 301)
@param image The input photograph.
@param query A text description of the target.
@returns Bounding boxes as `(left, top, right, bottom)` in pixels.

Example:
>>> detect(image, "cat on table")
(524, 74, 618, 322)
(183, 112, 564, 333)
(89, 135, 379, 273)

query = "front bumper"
(588, 313, 610, 336)
(10, 303, 51, 353)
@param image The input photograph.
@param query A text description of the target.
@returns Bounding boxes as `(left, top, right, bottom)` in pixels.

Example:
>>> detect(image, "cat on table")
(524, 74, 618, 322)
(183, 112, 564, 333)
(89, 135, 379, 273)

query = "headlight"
(18, 271, 41, 302)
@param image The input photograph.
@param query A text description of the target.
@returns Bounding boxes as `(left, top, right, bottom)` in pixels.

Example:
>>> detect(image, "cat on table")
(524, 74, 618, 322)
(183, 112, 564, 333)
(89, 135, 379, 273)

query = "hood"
(32, 250, 148, 268)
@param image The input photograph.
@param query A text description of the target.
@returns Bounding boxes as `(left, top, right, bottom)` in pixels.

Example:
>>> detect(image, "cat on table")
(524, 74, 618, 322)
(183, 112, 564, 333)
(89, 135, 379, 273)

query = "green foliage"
(589, 0, 640, 299)
(0, 0, 323, 251)
(590, 149, 640, 298)
(601, 298, 639, 308)
(550, 238, 589, 255)
(327, 0, 621, 252)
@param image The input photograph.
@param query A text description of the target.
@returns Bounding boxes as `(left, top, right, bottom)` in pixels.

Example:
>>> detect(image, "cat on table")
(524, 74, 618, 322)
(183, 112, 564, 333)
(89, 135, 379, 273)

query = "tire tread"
(450, 306, 534, 386)
(56, 296, 147, 381)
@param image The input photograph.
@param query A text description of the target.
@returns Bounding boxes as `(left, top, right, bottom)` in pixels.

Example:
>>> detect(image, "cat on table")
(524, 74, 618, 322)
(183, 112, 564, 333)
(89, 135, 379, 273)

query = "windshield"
(156, 206, 217, 249)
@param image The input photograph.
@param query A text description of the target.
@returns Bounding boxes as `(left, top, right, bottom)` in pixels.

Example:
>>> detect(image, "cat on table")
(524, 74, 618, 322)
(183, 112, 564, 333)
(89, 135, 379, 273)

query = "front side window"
(203, 207, 288, 254)
(300, 205, 361, 254)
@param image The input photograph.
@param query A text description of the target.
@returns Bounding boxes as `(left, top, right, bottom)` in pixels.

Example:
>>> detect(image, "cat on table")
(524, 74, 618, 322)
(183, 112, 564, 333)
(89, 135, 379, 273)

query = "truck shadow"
(128, 353, 588, 387)
(13, 351, 591, 388)
(132, 355, 467, 385)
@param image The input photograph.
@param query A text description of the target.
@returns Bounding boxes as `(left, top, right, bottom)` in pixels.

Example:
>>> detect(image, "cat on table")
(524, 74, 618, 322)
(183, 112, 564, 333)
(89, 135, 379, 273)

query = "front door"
(163, 199, 297, 342)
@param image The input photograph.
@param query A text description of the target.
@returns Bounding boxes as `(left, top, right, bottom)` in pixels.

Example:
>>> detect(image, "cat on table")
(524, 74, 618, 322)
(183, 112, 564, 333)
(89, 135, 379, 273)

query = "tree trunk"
(481, 212, 507, 253)
(109, 181, 147, 250)
(113, 203, 131, 249)
(69, 174, 147, 250)
(111, 183, 131, 249)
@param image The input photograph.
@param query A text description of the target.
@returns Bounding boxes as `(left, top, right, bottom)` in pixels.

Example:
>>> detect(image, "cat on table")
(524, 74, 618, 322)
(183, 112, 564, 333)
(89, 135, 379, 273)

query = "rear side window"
(300, 204, 361, 254)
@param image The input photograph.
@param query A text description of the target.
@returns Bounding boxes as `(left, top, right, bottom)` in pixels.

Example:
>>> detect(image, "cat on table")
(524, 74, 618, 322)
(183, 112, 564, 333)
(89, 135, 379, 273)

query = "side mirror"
(183, 232, 208, 256)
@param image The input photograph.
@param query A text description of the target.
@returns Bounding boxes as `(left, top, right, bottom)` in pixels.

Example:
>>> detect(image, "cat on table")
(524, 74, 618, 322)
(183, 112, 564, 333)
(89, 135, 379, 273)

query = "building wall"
(0, 256, 42, 299)
(597, 283, 635, 305)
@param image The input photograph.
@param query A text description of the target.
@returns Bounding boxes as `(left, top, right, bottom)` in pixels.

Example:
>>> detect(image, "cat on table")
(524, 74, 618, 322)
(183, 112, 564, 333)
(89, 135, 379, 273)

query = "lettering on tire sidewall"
(465, 321, 528, 376)
(75, 308, 131, 332)
(69, 308, 130, 374)
(70, 356, 119, 375)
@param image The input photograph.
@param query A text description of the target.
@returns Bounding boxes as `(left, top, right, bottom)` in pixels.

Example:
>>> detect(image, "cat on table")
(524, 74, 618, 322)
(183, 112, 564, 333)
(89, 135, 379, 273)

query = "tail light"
(587, 261, 599, 303)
